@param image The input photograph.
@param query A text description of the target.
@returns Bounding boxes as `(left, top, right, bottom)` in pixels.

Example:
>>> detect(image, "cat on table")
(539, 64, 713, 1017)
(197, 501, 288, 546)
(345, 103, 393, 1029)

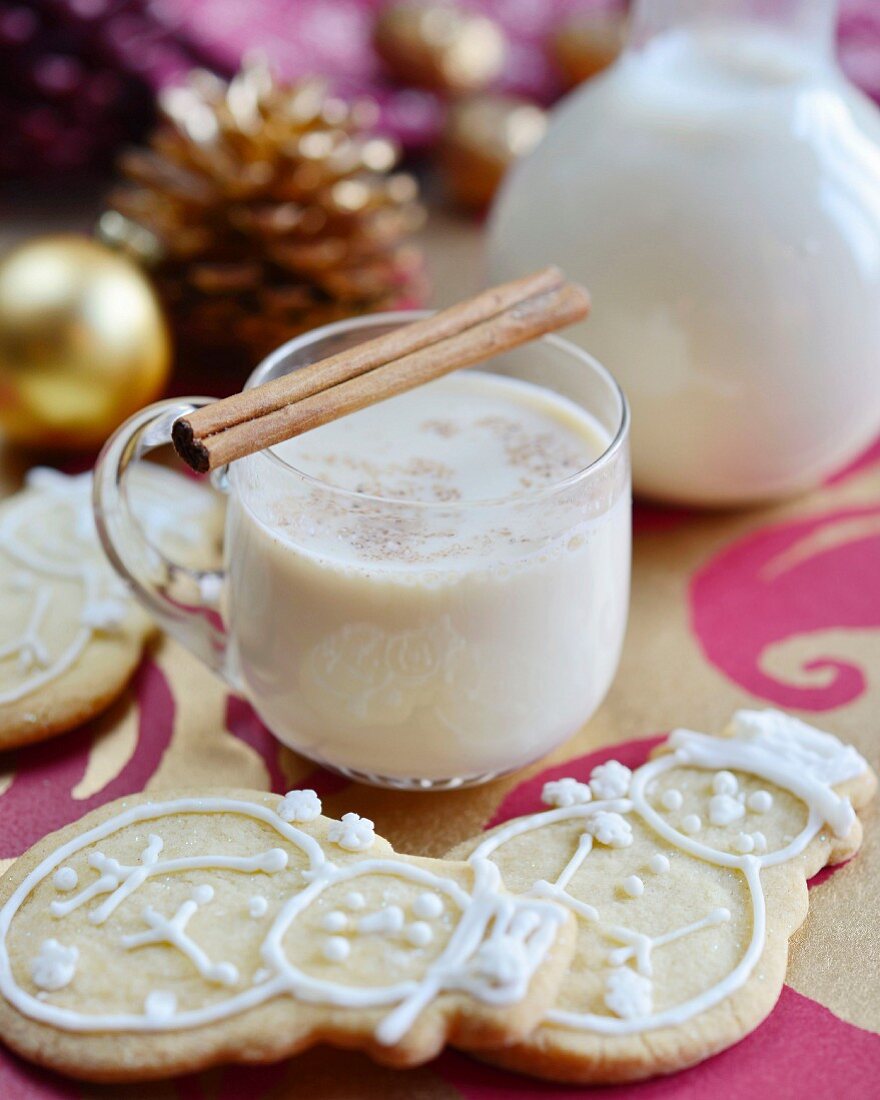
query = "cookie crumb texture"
(449, 709, 877, 1083)
(0, 789, 574, 1082)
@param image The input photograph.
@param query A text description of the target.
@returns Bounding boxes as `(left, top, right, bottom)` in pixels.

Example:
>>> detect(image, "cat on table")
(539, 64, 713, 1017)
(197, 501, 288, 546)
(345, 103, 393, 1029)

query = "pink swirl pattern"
(690, 503, 880, 711)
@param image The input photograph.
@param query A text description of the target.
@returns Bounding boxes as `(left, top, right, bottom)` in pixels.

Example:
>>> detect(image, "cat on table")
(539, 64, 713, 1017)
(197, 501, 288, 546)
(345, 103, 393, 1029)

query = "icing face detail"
(327, 813, 376, 852)
(542, 778, 592, 808)
(468, 709, 868, 1037)
(0, 797, 567, 1049)
(278, 790, 322, 823)
(30, 940, 78, 991)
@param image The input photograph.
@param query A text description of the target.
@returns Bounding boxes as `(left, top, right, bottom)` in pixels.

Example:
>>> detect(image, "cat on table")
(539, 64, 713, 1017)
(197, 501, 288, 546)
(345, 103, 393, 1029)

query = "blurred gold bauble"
(374, 1, 505, 94)
(440, 94, 547, 211)
(0, 235, 170, 450)
(552, 11, 627, 90)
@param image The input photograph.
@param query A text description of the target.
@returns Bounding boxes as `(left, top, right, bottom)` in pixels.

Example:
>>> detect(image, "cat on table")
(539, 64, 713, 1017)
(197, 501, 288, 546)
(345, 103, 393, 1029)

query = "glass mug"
(93, 313, 631, 790)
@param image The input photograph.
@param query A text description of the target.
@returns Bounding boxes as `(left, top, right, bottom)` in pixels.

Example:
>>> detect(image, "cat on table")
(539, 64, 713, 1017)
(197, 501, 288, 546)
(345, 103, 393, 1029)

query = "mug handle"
(92, 398, 236, 686)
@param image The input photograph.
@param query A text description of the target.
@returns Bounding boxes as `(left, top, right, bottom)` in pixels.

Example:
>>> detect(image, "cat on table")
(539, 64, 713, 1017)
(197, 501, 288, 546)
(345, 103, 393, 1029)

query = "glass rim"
(240, 309, 630, 511)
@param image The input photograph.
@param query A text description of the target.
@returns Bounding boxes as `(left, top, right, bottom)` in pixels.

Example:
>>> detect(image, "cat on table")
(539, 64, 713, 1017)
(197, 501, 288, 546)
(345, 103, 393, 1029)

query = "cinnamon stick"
(172, 272, 589, 473)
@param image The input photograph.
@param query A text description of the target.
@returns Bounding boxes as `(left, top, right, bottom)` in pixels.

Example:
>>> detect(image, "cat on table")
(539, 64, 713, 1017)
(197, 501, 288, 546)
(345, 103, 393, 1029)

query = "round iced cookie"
(0, 466, 222, 749)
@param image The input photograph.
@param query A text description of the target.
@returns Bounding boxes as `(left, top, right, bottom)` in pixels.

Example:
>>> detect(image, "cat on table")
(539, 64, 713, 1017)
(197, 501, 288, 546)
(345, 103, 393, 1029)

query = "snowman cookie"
(0, 789, 575, 1081)
(0, 466, 220, 748)
(449, 709, 877, 1084)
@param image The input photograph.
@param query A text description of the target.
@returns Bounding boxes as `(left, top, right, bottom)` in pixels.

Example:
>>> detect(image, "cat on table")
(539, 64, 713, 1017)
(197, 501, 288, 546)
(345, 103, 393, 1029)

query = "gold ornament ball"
(0, 235, 171, 449)
(440, 94, 547, 211)
(374, 2, 506, 94)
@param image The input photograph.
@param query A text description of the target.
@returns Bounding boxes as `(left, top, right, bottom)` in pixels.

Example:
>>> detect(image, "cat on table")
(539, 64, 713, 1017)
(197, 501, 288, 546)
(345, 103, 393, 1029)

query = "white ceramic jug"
(489, 0, 880, 505)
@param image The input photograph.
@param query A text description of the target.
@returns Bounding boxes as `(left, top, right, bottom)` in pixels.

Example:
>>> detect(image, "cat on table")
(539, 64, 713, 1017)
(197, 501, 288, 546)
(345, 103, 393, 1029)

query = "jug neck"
(627, 0, 838, 61)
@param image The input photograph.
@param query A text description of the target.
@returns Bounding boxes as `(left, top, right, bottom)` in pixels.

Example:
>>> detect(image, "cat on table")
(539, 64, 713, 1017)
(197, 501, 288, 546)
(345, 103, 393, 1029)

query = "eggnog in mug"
(225, 351, 630, 787)
(94, 313, 630, 789)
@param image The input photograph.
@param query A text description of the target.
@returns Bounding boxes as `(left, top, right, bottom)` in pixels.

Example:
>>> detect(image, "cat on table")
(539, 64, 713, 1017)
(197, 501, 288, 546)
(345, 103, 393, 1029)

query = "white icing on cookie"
(405, 921, 433, 947)
(585, 811, 633, 848)
(0, 796, 566, 1049)
(412, 892, 443, 920)
(30, 940, 78, 991)
(358, 906, 405, 936)
(120, 885, 239, 986)
(278, 790, 322, 823)
(622, 876, 644, 898)
(542, 778, 592, 807)
(248, 896, 268, 918)
(144, 990, 176, 1020)
(327, 813, 375, 852)
(708, 794, 745, 827)
(53, 867, 77, 892)
(322, 936, 350, 962)
(647, 854, 669, 875)
(747, 790, 773, 813)
(1, 712, 865, 1049)
(672, 709, 865, 838)
(660, 789, 682, 811)
(681, 814, 702, 835)
(604, 967, 652, 1019)
(321, 910, 347, 933)
(589, 761, 632, 800)
(712, 771, 738, 796)
(469, 710, 868, 1038)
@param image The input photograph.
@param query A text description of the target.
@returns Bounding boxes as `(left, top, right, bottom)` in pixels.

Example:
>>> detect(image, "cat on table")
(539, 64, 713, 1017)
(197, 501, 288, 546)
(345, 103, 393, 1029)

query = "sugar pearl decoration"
(321, 910, 347, 933)
(682, 814, 702, 835)
(248, 895, 268, 918)
(345, 892, 366, 910)
(322, 936, 350, 962)
(712, 770, 738, 796)
(661, 789, 683, 811)
(413, 892, 443, 920)
(648, 853, 670, 874)
(733, 832, 755, 853)
(53, 867, 78, 892)
(752, 831, 768, 853)
(405, 921, 434, 947)
(622, 874, 644, 897)
(747, 790, 773, 813)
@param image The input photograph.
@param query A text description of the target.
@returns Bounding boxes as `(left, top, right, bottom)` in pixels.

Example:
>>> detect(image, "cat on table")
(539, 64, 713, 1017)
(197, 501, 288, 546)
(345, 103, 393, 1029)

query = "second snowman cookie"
(449, 709, 876, 1084)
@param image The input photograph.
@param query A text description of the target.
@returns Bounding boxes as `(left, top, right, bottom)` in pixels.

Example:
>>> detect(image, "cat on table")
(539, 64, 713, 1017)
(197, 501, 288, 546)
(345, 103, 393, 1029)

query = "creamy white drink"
(225, 369, 629, 785)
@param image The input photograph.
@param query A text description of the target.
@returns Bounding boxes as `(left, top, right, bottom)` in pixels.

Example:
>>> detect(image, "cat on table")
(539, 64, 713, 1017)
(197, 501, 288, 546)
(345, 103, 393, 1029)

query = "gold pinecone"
(99, 58, 427, 373)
